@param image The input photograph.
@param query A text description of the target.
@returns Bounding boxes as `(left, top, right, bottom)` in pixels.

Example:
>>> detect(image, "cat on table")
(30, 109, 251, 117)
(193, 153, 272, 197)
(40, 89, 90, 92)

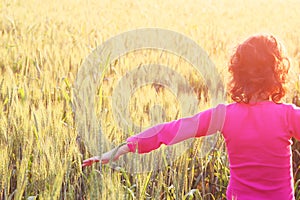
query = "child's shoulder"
(223, 101, 297, 111)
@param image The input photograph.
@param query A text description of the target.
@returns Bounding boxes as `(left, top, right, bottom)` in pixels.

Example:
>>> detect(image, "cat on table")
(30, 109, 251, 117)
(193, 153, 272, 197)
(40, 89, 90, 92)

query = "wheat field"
(0, 0, 300, 199)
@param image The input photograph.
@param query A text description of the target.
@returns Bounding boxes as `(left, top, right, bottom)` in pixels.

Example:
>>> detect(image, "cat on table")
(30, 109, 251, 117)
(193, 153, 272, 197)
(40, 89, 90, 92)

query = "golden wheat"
(0, 0, 299, 199)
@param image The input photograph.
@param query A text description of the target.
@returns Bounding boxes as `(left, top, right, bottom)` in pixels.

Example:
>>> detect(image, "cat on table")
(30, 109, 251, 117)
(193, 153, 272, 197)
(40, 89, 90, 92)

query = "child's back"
(223, 101, 299, 199)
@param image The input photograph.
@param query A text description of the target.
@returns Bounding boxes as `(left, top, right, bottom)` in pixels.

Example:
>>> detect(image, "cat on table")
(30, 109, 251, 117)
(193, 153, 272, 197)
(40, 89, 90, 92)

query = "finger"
(82, 157, 100, 167)
(82, 160, 93, 167)
(82, 160, 92, 165)
(82, 162, 90, 167)
(101, 159, 110, 164)
(84, 157, 100, 163)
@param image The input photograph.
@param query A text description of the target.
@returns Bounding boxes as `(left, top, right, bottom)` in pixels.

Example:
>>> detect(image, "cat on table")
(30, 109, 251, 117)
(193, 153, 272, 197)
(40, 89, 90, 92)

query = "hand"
(82, 144, 130, 167)
(82, 156, 100, 167)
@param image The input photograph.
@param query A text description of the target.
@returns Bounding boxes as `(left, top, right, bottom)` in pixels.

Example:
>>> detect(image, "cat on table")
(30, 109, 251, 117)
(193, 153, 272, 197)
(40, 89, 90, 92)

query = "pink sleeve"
(288, 104, 300, 140)
(126, 104, 226, 153)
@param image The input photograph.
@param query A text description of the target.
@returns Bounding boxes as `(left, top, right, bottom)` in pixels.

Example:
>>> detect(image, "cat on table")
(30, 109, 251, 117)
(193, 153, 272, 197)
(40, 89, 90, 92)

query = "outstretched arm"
(81, 111, 204, 167)
(82, 104, 226, 167)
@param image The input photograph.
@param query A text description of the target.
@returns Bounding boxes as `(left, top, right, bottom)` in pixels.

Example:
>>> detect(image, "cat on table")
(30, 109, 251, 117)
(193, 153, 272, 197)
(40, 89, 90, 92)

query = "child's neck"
(249, 95, 270, 104)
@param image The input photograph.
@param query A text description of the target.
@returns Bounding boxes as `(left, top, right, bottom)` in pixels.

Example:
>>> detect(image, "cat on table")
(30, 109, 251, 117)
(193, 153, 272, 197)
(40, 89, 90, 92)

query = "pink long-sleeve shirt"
(126, 101, 300, 200)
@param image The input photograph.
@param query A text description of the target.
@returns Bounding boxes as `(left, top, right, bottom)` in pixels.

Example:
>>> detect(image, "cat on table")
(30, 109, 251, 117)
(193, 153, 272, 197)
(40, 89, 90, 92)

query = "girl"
(82, 34, 300, 200)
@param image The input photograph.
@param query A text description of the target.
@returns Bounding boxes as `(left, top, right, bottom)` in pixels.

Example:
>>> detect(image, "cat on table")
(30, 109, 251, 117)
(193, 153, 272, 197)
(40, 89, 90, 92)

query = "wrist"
(118, 143, 130, 154)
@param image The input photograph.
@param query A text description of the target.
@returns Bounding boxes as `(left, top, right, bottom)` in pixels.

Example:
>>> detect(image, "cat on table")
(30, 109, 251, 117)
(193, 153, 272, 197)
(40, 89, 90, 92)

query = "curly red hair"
(228, 34, 290, 103)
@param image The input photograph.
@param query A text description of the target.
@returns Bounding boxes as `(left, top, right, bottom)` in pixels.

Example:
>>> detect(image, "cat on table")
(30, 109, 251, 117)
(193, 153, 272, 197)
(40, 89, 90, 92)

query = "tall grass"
(0, 0, 300, 199)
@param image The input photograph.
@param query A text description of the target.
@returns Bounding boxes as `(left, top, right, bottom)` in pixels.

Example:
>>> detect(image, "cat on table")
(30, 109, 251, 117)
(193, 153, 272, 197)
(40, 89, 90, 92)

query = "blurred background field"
(0, 0, 300, 199)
